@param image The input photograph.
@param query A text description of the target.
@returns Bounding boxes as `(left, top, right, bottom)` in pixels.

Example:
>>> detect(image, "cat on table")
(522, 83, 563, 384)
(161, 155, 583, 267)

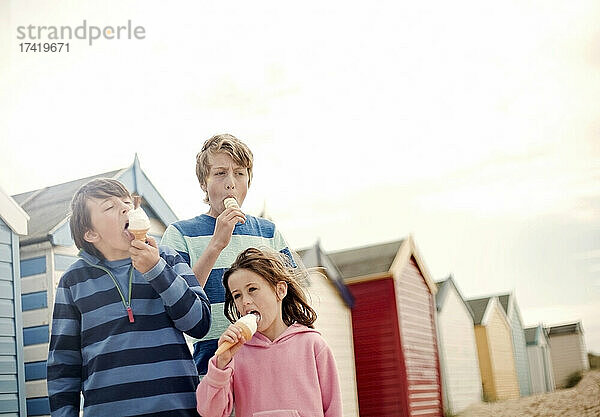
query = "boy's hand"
(130, 236, 160, 274)
(215, 323, 246, 369)
(212, 207, 246, 250)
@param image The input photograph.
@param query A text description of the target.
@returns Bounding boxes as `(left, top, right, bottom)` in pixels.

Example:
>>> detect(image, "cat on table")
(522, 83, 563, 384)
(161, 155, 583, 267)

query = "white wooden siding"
(549, 333, 590, 388)
(527, 344, 554, 394)
(437, 286, 482, 414)
(309, 271, 359, 417)
(508, 304, 531, 397)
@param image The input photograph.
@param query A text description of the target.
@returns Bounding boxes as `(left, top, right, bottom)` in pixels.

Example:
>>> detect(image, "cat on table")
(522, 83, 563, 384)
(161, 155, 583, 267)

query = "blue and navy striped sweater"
(47, 246, 211, 417)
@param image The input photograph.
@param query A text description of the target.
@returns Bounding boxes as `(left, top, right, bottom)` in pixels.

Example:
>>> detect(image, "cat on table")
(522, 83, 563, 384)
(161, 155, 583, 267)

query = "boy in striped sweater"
(161, 134, 293, 375)
(47, 178, 211, 417)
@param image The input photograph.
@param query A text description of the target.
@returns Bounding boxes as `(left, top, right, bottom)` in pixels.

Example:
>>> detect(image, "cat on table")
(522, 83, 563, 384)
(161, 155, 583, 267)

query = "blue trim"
(25, 361, 47, 381)
(0, 336, 17, 355)
(54, 254, 78, 271)
(0, 262, 12, 280)
(0, 243, 10, 263)
(21, 292, 47, 311)
(23, 326, 49, 346)
(126, 156, 178, 226)
(26, 397, 50, 416)
(19, 257, 45, 278)
(0, 223, 11, 244)
(0, 298, 15, 318)
(0, 355, 17, 373)
(11, 232, 26, 417)
(0, 318, 15, 336)
(0, 394, 18, 413)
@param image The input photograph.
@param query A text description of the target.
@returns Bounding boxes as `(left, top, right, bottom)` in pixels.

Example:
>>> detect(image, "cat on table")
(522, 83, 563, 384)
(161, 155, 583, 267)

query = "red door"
(349, 278, 409, 417)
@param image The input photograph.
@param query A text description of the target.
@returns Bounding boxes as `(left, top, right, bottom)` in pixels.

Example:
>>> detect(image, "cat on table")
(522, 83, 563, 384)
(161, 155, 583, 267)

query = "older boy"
(161, 134, 292, 375)
(47, 178, 211, 417)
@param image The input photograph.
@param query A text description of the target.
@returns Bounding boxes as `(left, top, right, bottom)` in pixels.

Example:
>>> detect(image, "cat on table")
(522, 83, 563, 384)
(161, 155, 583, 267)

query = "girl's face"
(228, 269, 288, 342)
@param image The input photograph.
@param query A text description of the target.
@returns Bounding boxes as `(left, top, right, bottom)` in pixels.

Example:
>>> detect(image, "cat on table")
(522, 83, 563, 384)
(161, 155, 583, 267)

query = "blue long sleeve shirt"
(47, 246, 211, 417)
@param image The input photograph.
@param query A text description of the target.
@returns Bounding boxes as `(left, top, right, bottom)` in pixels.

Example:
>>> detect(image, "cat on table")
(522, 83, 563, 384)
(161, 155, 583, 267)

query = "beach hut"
(12, 155, 176, 416)
(546, 322, 590, 388)
(298, 242, 359, 417)
(0, 187, 29, 416)
(498, 293, 532, 396)
(330, 237, 443, 417)
(524, 324, 555, 394)
(466, 296, 520, 401)
(435, 276, 482, 414)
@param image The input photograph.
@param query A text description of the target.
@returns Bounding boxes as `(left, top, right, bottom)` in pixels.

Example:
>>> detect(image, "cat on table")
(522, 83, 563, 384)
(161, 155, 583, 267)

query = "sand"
(458, 371, 600, 417)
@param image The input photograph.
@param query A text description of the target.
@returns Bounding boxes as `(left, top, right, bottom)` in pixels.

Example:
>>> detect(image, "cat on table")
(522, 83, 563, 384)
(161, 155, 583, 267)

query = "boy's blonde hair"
(196, 134, 254, 203)
(69, 178, 131, 260)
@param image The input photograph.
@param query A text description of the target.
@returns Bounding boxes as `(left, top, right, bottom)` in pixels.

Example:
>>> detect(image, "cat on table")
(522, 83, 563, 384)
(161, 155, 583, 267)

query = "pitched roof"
(12, 155, 178, 246)
(13, 170, 122, 245)
(298, 242, 354, 308)
(466, 297, 491, 325)
(435, 275, 475, 319)
(547, 322, 583, 336)
(328, 239, 404, 279)
(0, 185, 29, 235)
(498, 294, 510, 313)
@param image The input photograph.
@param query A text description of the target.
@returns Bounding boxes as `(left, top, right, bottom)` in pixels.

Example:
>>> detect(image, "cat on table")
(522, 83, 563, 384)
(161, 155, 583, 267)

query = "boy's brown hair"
(196, 134, 254, 203)
(69, 178, 131, 260)
(222, 247, 317, 328)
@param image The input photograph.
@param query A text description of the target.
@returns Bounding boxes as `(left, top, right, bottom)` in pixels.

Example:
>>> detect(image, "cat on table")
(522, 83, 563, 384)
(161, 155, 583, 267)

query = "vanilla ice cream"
(223, 197, 239, 209)
(128, 196, 151, 240)
(215, 313, 259, 355)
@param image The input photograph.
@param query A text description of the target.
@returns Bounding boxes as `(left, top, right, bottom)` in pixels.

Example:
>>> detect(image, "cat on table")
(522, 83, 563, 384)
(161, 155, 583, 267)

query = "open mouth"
(124, 221, 134, 239)
(247, 310, 261, 322)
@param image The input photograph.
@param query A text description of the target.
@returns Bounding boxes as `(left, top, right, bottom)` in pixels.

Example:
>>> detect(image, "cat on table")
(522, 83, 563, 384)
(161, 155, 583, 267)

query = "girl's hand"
(215, 323, 247, 369)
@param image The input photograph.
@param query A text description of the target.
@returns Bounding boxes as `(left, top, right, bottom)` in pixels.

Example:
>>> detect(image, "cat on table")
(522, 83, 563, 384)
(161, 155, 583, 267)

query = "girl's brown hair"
(223, 247, 317, 328)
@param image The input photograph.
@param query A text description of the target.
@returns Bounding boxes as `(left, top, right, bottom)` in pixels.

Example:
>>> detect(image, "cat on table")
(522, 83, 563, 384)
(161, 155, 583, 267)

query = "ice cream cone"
(223, 197, 239, 209)
(215, 319, 256, 355)
(130, 228, 149, 241)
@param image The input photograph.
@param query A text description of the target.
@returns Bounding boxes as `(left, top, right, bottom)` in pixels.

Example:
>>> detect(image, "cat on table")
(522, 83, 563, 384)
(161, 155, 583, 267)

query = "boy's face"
(203, 152, 249, 217)
(83, 195, 134, 261)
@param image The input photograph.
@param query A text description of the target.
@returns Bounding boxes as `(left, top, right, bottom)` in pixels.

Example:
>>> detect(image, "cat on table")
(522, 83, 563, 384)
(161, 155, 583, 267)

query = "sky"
(1, 1, 599, 353)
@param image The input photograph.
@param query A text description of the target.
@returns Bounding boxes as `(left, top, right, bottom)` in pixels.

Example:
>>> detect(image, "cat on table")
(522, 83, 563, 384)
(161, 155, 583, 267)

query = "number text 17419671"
(19, 43, 70, 53)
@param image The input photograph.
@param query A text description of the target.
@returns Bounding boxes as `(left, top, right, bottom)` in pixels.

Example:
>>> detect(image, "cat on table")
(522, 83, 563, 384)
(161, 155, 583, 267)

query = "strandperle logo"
(16, 20, 146, 46)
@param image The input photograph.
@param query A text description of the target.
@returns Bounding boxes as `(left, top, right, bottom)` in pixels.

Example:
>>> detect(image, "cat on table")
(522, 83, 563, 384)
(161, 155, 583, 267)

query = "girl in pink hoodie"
(196, 247, 343, 417)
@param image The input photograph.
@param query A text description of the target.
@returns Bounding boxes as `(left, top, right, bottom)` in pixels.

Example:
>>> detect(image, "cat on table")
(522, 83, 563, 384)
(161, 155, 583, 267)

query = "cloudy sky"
(1, 1, 599, 352)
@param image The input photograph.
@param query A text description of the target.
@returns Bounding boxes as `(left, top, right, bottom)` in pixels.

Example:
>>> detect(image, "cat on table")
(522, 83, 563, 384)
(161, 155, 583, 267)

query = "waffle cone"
(130, 229, 149, 241)
(215, 322, 253, 355)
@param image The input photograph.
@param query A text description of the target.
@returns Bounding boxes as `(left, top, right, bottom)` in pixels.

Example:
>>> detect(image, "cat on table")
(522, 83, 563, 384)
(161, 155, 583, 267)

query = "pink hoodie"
(196, 324, 343, 417)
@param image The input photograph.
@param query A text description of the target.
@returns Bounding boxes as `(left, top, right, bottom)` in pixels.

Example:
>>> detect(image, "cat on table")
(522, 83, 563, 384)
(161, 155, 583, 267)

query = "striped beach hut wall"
(330, 237, 443, 417)
(298, 242, 359, 417)
(466, 296, 519, 402)
(498, 293, 531, 397)
(524, 324, 555, 394)
(0, 187, 29, 417)
(546, 321, 590, 388)
(12, 155, 176, 416)
(435, 276, 482, 414)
